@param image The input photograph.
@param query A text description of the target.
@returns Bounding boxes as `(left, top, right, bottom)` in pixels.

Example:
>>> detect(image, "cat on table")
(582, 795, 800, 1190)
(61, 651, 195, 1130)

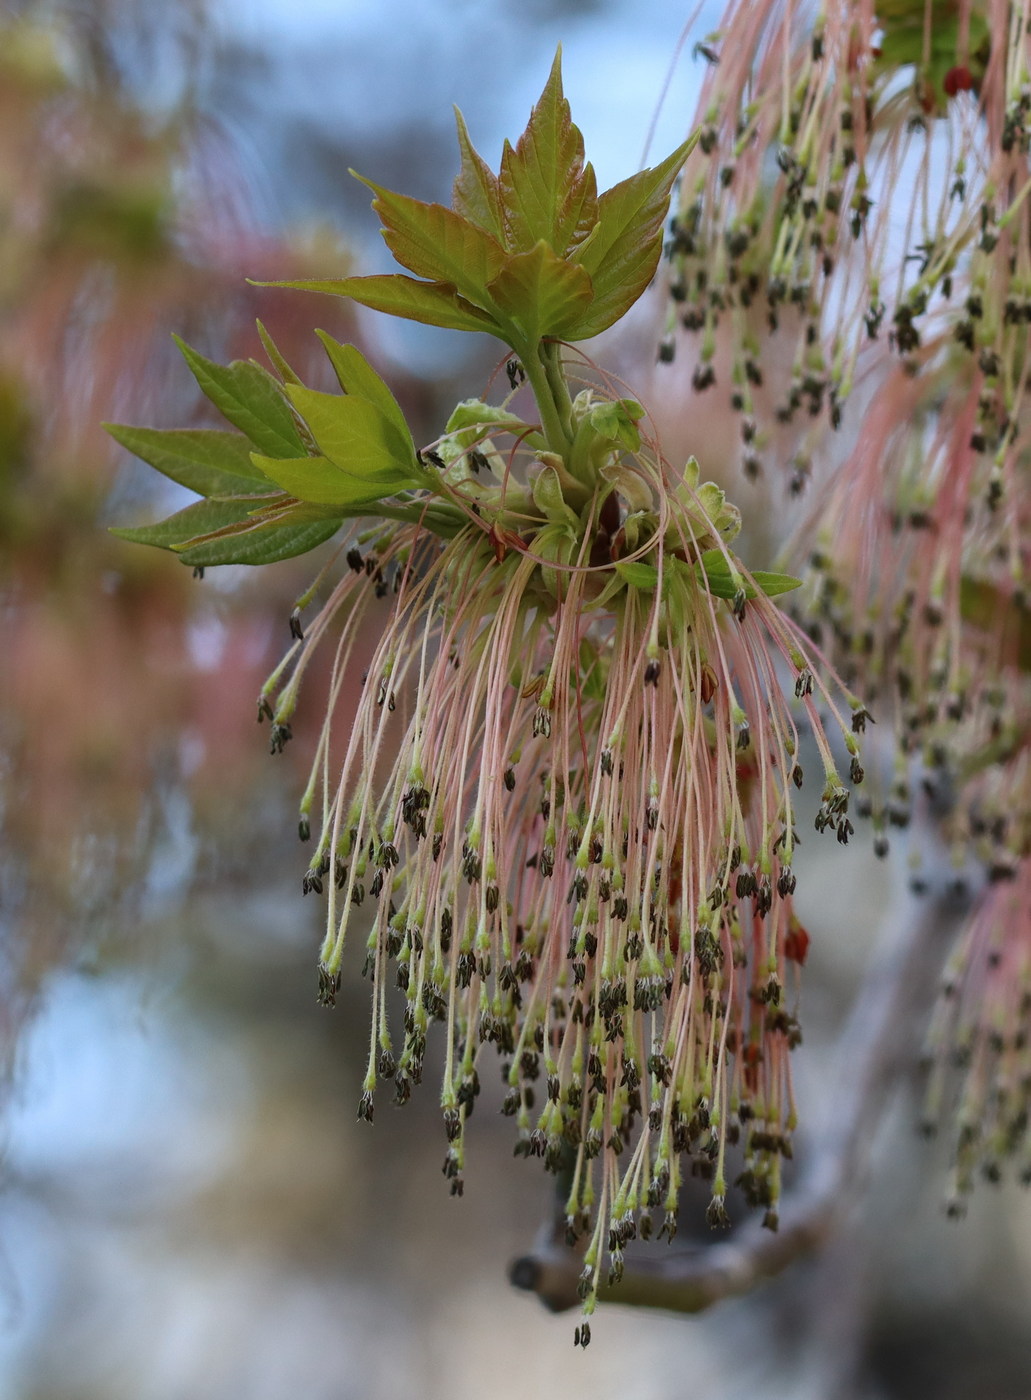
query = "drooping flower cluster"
(663, 0, 1031, 1200)
(264, 364, 863, 1322)
(110, 50, 869, 1331)
(663, 0, 1018, 479)
(922, 855, 1031, 1205)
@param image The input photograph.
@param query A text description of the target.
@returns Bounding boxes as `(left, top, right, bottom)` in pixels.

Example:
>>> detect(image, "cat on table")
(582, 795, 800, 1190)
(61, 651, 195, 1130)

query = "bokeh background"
(2, 2, 1031, 1397)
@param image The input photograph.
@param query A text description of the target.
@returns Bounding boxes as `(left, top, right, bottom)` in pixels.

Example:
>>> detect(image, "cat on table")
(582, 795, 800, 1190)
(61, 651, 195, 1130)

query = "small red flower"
(943, 65, 974, 97)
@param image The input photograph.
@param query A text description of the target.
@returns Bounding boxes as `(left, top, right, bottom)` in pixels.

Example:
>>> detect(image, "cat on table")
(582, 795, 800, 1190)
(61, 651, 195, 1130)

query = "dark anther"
(269, 722, 293, 754)
(317, 963, 341, 1007)
(851, 705, 873, 733)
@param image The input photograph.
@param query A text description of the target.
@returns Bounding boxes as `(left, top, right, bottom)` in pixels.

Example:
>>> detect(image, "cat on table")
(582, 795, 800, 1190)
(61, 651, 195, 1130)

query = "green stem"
(352, 500, 467, 538)
(541, 339, 574, 438)
(520, 337, 573, 457)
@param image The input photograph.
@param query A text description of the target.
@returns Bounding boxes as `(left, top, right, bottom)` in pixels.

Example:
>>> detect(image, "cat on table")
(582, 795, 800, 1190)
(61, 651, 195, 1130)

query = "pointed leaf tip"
(499, 46, 596, 256)
(172, 336, 305, 458)
(452, 105, 504, 238)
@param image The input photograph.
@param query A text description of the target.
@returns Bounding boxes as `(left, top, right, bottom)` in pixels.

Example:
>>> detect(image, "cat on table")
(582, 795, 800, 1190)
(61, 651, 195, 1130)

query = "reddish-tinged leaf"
(487, 241, 593, 341)
(569, 231, 665, 339)
(452, 106, 504, 238)
(574, 136, 696, 279)
(560, 161, 599, 256)
(352, 172, 506, 306)
(569, 134, 697, 337)
(498, 49, 598, 255)
(256, 274, 498, 336)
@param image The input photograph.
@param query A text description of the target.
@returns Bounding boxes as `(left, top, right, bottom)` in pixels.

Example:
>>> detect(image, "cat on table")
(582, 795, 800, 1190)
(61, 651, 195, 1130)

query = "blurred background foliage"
(2, 2, 1031, 1398)
(0, 0, 411, 1052)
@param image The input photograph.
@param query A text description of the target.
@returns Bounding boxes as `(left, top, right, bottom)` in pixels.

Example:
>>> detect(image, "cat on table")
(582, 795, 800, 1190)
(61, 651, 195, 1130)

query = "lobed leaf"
(351, 173, 507, 307)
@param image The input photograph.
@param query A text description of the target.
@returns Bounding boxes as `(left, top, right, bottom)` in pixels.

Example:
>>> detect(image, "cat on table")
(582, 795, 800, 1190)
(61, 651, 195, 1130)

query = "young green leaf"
(110, 494, 283, 553)
(585, 399, 643, 452)
(176, 513, 344, 568)
(615, 559, 660, 590)
(749, 570, 803, 597)
(173, 337, 306, 458)
(313, 332, 416, 462)
(694, 549, 801, 599)
(103, 424, 274, 497)
(250, 451, 412, 506)
(487, 240, 593, 342)
(284, 385, 417, 482)
(256, 320, 304, 385)
(445, 399, 540, 442)
(257, 275, 498, 336)
(497, 48, 598, 256)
